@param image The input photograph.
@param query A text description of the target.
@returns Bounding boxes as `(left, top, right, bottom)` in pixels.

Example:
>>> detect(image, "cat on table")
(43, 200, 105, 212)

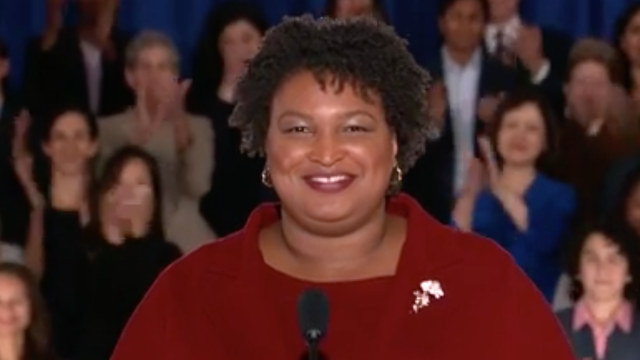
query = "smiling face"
(0, 273, 30, 337)
(126, 44, 178, 103)
(496, 102, 546, 167)
(439, 0, 486, 53)
(43, 111, 97, 175)
(103, 156, 155, 234)
(218, 19, 262, 77)
(265, 70, 397, 234)
(579, 232, 630, 302)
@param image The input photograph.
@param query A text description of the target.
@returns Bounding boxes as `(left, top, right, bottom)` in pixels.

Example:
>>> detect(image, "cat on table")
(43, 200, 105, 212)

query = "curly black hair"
(565, 221, 640, 301)
(228, 15, 432, 172)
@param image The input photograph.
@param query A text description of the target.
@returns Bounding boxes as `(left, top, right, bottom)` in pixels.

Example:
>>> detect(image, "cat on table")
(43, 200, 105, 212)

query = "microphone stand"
(307, 340, 319, 360)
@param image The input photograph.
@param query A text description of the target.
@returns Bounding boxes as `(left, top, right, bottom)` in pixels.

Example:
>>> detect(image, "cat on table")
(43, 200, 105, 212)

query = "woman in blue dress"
(452, 90, 576, 301)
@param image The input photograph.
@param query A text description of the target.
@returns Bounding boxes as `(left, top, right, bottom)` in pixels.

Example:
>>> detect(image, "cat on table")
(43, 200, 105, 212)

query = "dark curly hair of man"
(229, 15, 433, 172)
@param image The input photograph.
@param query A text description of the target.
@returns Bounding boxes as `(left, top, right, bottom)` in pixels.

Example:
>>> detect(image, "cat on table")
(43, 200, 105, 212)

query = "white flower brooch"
(411, 280, 444, 314)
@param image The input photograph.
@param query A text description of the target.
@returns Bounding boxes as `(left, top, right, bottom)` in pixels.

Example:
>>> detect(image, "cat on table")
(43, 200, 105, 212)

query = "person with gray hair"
(99, 30, 215, 252)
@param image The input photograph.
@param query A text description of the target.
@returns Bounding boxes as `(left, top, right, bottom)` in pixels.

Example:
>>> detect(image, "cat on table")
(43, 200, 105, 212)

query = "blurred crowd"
(0, 0, 637, 359)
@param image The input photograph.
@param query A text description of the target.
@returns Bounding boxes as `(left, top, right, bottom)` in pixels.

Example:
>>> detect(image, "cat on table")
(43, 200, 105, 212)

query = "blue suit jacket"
(470, 174, 576, 300)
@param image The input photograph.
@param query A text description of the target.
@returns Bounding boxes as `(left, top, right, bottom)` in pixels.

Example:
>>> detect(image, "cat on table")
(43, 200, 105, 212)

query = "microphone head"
(297, 289, 329, 344)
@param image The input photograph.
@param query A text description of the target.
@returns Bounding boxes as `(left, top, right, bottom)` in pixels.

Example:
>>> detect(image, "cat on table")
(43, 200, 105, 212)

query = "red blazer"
(111, 194, 575, 360)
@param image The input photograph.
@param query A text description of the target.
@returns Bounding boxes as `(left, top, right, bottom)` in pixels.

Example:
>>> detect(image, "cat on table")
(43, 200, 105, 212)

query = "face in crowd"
(618, 5, 640, 66)
(578, 232, 631, 302)
(101, 155, 156, 236)
(43, 110, 97, 175)
(439, 0, 486, 54)
(218, 19, 262, 77)
(564, 60, 615, 125)
(126, 43, 179, 105)
(264, 71, 398, 232)
(495, 102, 547, 168)
(485, 0, 520, 23)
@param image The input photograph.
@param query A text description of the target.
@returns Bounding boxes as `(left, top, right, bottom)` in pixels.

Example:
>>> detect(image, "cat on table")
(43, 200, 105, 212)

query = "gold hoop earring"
(261, 167, 273, 188)
(387, 164, 403, 195)
(391, 164, 403, 185)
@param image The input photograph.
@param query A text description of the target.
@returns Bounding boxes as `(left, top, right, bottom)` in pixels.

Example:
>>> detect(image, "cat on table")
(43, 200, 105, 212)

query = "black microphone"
(297, 289, 329, 360)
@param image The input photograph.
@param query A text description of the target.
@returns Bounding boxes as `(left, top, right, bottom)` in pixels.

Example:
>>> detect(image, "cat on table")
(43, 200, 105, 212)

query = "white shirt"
(442, 47, 482, 194)
(0, 243, 23, 264)
(485, 16, 550, 84)
(485, 16, 521, 54)
(80, 41, 102, 114)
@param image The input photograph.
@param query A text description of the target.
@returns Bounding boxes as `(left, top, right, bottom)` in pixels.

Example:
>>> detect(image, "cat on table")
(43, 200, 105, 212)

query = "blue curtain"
(0, 0, 635, 88)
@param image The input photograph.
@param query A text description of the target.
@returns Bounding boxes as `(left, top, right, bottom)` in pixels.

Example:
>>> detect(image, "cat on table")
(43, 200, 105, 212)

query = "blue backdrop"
(0, 0, 635, 87)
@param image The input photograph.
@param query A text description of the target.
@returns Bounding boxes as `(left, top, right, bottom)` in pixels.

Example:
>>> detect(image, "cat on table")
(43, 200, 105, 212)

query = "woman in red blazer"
(110, 14, 575, 360)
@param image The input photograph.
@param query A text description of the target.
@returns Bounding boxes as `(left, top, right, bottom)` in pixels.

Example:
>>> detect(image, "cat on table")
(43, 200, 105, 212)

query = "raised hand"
(513, 25, 545, 74)
(94, 0, 118, 55)
(427, 80, 447, 132)
(42, 0, 66, 50)
(12, 111, 44, 209)
(12, 110, 33, 180)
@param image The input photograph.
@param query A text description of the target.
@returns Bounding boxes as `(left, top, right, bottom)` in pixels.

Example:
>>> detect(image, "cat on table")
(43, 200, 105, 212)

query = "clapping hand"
(460, 152, 485, 198)
(478, 137, 529, 230)
(157, 78, 190, 121)
(158, 78, 192, 152)
(478, 137, 501, 192)
(512, 25, 545, 74)
(452, 152, 484, 231)
(133, 85, 158, 145)
(134, 78, 192, 151)
(102, 187, 141, 245)
(102, 192, 125, 245)
(477, 94, 503, 124)
(427, 81, 447, 133)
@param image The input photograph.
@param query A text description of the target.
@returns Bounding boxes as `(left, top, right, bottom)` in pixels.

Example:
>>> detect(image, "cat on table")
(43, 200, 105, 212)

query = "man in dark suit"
(402, 0, 518, 223)
(23, 0, 133, 120)
(484, 0, 573, 112)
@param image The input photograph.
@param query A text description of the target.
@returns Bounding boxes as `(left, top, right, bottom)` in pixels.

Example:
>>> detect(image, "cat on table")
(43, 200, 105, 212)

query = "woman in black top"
(0, 263, 58, 360)
(75, 146, 181, 360)
(188, 1, 269, 236)
(13, 106, 97, 359)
